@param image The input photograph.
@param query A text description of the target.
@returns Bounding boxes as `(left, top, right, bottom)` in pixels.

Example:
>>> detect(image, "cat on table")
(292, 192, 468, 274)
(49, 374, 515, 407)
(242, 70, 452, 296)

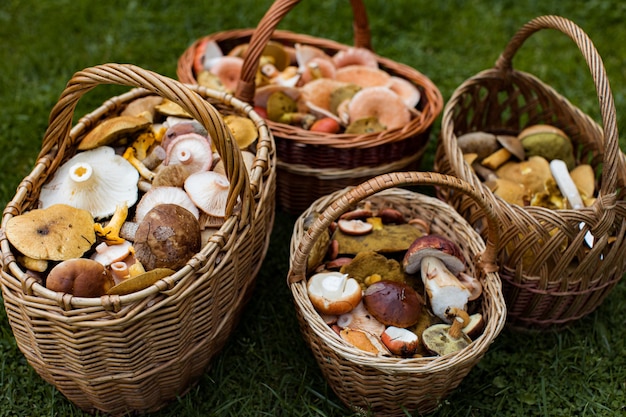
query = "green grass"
(1, 0, 626, 416)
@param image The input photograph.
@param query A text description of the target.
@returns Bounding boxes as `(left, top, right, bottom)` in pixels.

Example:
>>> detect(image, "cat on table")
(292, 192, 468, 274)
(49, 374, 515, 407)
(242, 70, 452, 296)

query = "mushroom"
(457, 131, 500, 161)
(120, 95, 164, 122)
(347, 86, 411, 130)
(39, 146, 140, 220)
(519, 124, 576, 169)
(5, 204, 96, 261)
(163, 132, 213, 174)
(106, 267, 175, 296)
(77, 115, 151, 151)
(336, 301, 386, 335)
(134, 186, 199, 223)
(550, 159, 595, 247)
(46, 258, 115, 297)
(161, 119, 208, 151)
(299, 58, 337, 84)
(496, 156, 554, 196)
(386, 76, 421, 109)
(380, 326, 421, 356)
(462, 313, 485, 339)
(299, 78, 349, 114)
(337, 219, 373, 235)
(209, 55, 244, 93)
(403, 234, 466, 275)
(133, 204, 201, 271)
(91, 240, 134, 266)
(223, 115, 258, 150)
(184, 171, 232, 218)
(335, 65, 391, 88)
(307, 271, 363, 316)
(362, 280, 423, 328)
(94, 203, 129, 244)
(332, 47, 379, 69)
(339, 328, 390, 355)
(152, 164, 192, 188)
(422, 312, 472, 356)
(194, 39, 225, 73)
(420, 256, 472, 322)
(294, 43, 333, 73)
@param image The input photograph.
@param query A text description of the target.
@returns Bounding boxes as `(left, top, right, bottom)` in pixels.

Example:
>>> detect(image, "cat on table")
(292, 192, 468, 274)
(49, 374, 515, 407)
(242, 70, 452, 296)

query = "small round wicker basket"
(288, 172, 507, 416)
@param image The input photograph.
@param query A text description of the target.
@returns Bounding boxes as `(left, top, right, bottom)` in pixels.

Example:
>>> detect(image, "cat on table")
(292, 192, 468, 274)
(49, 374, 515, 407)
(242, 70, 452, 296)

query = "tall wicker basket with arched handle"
(434, 15, 626, 329)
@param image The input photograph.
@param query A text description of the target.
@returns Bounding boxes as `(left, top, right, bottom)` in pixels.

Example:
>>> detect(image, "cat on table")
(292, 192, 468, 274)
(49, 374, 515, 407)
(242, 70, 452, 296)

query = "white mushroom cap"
(184, 171, 231, 217)
(134, 186, 200, 223)
(39, 146, 139, 220)
(164, 132, 213, 174)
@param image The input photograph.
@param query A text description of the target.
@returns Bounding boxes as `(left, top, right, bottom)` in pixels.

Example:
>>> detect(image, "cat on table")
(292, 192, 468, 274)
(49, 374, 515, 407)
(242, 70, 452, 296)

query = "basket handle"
(494, 15, 621, 195)
(235, 0, 372, 104)
(36, 63, 252, 219)
(288, 171, 500, 284)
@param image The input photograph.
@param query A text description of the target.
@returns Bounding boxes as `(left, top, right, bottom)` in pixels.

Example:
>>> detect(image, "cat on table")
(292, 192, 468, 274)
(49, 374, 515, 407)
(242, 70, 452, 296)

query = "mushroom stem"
(110, 261, 130, 283)
(550, 159, 594, 248)
(421, 256, 471, 321)
(69, 162, 94, 184)
(322, 273, 349, 300)
(445, 307, 470, 339)
(94, 203, 129, 244)
(123, 147, 155, 182)
(142, 145, 166, 170)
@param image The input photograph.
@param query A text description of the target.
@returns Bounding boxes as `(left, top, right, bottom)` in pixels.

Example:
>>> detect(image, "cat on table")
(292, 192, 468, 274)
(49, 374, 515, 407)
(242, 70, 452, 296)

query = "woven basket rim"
(0, 64, 274, 310)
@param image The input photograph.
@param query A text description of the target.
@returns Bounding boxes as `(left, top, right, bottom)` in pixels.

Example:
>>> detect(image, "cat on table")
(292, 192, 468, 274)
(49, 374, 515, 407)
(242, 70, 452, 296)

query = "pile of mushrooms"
(194, 40, 422, 134)
(458, 125, 596, 211)
(5, 94, 259, 298)
(305, 203, 485, 358)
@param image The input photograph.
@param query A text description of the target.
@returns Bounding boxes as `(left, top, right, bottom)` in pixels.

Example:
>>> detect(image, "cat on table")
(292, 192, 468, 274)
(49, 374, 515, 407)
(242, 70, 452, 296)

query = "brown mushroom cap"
(403, 234, 466, 275)
(5, 204, 96, 261)
(363, 280, 423, 328)
(46, 258, 115, 297)
(133, 204, 201, 270)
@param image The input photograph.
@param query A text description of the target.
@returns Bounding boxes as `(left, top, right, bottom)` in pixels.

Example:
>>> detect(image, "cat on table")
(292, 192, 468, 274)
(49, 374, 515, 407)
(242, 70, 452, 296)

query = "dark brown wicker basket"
(177, 0, 443, 214)
(434, 15, 626, 329)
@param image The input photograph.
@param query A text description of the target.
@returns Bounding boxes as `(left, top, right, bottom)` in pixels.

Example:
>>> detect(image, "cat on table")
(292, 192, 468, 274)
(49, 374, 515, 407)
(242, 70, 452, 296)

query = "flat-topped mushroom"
(5, 204, 95, 262)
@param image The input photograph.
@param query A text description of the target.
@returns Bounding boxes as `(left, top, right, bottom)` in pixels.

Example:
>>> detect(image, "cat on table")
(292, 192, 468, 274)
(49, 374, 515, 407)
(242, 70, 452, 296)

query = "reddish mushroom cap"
(403, 234, 466, 275)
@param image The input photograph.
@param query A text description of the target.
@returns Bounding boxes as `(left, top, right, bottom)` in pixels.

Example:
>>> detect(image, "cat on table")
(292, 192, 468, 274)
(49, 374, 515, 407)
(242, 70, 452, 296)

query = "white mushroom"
(39, 146, 139, 220)
(134, 186, 199, 222)
(184, 171, 231, 217)
(164, 132, 213, 174)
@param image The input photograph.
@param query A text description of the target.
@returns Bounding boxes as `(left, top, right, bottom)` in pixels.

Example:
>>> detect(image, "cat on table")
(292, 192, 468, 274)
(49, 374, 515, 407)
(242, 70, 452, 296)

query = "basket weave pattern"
(434, 15, 626, 329)
(177, 0, 443, 214)
(0, 64, 276, 416)
(288, 172, 506, 416)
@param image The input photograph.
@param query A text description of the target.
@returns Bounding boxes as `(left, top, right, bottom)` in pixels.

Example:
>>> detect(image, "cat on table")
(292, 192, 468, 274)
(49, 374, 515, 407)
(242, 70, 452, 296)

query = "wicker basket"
(288, 172, 506, 416)
(0, 64, 276, 416)
(177, 0, 443, 214)
(434, 15, 626, 329)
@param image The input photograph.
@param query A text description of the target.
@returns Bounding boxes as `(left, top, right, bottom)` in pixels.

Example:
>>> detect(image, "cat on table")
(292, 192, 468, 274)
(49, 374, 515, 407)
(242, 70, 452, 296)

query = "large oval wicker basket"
(434, 15, 626, 329)
(177, 0, 443, 214)
(288, 172, 506, 416)
(0, 64, 276, 416)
